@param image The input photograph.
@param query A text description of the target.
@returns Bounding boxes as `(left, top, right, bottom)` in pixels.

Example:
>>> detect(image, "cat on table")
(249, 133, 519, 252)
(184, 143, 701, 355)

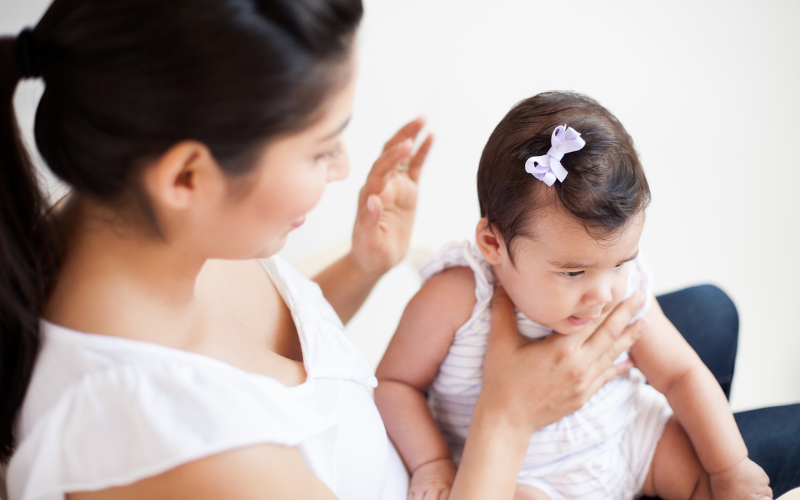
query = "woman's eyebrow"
(318, 115, 352, 142)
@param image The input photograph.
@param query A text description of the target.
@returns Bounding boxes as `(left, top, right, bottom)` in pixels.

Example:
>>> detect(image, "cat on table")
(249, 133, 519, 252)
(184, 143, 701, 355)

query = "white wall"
(3, 0, 799, 412)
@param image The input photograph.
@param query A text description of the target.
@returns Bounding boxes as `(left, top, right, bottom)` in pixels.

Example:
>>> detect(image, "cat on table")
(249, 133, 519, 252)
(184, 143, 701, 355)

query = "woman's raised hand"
(350, 117, 433, 276)
(480, 286, 648, 435)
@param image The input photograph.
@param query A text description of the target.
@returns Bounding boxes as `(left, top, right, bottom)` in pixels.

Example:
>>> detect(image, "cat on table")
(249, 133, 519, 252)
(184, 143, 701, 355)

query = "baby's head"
(475, 92, 650, 334)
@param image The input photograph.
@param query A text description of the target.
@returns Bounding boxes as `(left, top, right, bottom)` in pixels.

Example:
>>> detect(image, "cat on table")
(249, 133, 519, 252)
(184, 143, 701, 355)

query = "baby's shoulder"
(418, 265, 477, 307)
(406, 266, 477, 334)
(425, 265, 476, 290)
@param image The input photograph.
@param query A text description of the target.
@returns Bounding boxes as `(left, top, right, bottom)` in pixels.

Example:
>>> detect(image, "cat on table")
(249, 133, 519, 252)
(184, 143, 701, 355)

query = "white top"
(8, 257, 408, 500)
(420, 241, 657, 466)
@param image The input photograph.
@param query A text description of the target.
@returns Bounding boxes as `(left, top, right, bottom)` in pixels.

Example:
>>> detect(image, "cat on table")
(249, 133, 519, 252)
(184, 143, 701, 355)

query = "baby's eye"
(613, 262, 625, 270)
(561, 271, 584, 278)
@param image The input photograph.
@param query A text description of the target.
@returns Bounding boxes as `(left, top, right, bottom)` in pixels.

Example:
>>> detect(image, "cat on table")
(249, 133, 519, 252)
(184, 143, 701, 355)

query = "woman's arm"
(314, 117, 433, 324)
(67, 444, 337, 500)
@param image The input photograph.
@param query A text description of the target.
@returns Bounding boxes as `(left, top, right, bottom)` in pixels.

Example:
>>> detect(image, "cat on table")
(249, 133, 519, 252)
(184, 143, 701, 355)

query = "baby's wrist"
(410, 456, 454, 474)
(707, 454, 749, 477)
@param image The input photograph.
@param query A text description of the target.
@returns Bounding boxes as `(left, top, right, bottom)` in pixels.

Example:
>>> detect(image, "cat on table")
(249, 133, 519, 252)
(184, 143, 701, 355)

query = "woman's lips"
(291, 215, 306, 228)
(567, 316, 592, 326)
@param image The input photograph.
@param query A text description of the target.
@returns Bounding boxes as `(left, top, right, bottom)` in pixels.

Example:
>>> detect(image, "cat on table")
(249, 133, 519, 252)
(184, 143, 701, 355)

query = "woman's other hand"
(480, 285, 648, 435)
(351, 116, 433, 276)
(448, 287, 647, 500)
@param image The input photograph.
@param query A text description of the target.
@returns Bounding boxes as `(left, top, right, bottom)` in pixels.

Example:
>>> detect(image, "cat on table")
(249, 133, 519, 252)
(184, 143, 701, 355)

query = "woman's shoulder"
(8, 321, 334, 500)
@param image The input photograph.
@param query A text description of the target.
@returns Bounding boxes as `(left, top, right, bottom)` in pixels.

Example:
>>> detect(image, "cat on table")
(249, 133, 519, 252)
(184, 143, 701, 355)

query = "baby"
(375, 92, 771, 500)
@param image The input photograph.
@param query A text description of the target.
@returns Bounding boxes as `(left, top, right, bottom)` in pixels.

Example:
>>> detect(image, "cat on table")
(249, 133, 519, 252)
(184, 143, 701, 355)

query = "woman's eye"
(315, 143, 342, 164)
(561, 271, 584, 278)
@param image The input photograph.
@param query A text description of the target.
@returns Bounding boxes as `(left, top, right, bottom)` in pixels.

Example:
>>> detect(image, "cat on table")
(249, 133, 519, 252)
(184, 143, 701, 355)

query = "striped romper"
(421, 241, 673, 500)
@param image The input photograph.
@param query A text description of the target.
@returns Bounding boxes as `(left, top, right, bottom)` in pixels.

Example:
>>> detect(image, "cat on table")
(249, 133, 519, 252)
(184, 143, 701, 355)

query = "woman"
(0, 0, 797, 498)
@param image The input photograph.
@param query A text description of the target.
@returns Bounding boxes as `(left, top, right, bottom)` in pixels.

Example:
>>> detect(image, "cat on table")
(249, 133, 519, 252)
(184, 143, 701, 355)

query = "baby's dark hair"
(477, 91, 650, 262)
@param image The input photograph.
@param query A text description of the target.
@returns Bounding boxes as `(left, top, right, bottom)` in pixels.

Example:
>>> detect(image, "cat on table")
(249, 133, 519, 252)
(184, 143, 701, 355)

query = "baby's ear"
(475, 218, 505, 265)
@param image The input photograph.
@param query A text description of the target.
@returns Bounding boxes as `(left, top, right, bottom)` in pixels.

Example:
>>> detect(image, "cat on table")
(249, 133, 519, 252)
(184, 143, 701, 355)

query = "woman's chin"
(247, 236, 288, 260)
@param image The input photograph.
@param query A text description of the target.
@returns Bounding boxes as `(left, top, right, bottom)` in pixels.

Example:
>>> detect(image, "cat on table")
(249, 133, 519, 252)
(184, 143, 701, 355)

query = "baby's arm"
(375, 267, 477, 499)
(630, 298, 770, 499)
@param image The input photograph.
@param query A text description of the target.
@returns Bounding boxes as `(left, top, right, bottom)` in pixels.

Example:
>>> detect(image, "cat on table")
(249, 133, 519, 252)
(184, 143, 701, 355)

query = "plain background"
(2, 0, 799, 413)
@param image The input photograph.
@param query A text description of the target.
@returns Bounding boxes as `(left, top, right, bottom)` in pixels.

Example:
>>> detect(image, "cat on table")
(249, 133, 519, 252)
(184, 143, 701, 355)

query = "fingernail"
(367, 197, 376, 213)
(637, 318, 648, 333)
(634, 292, 645, 307)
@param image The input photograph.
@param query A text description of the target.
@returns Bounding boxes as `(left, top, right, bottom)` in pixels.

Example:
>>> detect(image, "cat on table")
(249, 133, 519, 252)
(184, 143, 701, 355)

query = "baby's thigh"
(642, 417, 710, 499)
(514, 483, 552, 500)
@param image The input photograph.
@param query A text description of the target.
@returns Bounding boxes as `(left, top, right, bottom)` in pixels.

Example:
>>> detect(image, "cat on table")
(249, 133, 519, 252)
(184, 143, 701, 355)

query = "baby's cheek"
(601, 289, 626, 315)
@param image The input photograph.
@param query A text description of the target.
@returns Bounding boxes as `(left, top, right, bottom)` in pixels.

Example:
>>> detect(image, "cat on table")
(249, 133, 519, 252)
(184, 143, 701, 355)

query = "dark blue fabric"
(641, 285, 800, 498)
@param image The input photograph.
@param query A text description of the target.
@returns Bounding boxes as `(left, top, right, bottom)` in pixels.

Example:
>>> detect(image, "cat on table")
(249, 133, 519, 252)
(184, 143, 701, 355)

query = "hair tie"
(14, 28, 40, 79)
(525, 125, 585, 186)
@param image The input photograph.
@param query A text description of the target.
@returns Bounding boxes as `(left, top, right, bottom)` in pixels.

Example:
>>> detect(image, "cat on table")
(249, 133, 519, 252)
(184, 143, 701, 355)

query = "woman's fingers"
(580, 292, 644, 350)
(383, 116, 426, 153)
(408, 133, 433, 183)
(363, 139, 413, 197)
(585, 359, 635, 400)
(488, 285, 522, 353)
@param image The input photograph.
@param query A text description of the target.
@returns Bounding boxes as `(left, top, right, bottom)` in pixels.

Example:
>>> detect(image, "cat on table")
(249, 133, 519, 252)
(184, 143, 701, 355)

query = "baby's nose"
(584, 282, 613, 306)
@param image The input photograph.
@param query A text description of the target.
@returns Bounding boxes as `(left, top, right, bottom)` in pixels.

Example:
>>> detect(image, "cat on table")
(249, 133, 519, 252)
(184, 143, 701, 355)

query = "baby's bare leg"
(642, 417, 711, 500)
(514, 483, 551, 500)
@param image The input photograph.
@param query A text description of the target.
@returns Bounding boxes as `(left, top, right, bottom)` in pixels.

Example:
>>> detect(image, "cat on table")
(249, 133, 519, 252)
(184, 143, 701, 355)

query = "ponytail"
(0, 34, 60, 463)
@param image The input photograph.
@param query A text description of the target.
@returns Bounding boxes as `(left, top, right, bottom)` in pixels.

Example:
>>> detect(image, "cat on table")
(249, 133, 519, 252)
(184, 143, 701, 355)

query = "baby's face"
(491, 207, 644, 335)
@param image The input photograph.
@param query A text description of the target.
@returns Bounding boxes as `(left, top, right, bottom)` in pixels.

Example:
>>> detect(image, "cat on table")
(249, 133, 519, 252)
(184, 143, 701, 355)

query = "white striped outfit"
(421, 241, 673, 500)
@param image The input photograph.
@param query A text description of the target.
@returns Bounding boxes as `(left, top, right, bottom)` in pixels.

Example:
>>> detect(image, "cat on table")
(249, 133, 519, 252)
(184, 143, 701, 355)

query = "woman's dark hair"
(0, 0, 362, 462)
(477, 91, 650, 263)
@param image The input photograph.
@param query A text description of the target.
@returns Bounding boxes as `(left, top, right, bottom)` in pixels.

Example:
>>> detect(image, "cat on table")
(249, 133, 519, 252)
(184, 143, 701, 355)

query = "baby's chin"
(550, 320, 586, 336)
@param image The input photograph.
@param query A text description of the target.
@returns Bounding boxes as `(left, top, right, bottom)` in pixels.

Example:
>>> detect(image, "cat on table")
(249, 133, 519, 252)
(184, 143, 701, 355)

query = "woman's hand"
(448, 287, 648, 500)
(480, 285, 648, 436)
(314, 118, 432, 323)
(350, 116, 433, 276)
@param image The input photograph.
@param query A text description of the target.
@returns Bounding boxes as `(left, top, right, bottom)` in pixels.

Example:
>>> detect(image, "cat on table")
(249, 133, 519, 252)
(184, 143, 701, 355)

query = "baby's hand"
(409, 458, 457, 500)
(710, 457, 772, 500)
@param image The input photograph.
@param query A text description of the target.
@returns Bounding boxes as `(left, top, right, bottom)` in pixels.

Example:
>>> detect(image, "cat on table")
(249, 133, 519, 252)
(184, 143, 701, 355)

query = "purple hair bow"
(524, 125, 586, 186)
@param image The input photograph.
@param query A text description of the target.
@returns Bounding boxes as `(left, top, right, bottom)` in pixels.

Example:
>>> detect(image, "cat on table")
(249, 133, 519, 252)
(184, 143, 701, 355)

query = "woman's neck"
(44, 196, 209, 347)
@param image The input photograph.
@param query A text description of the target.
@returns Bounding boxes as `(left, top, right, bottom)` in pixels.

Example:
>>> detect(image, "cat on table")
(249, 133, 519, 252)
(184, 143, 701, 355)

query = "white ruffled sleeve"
(8, 361, 333, 500)
(626, 252, 654, 322)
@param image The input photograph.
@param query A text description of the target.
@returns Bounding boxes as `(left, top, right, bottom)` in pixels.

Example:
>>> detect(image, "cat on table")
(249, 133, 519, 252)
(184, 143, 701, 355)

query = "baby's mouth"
(567, 316, 592, 326)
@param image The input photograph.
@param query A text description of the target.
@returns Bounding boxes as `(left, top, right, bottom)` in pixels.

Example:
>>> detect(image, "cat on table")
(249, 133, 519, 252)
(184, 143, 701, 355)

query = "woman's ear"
(141, 141, 223, 212)
(475, 217, 507, 265)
